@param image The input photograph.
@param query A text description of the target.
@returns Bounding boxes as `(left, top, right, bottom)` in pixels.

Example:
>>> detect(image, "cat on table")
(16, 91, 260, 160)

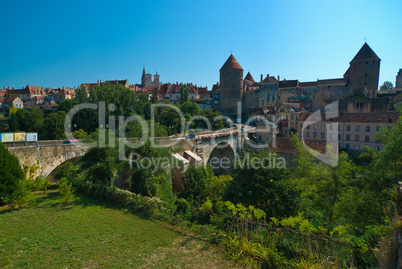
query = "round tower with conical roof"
(219, 54, 244, 117)
(346, 43, 381, 98)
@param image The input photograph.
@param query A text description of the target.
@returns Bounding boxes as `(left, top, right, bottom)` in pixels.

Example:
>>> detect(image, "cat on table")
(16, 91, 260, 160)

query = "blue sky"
(0, 0, 401, 90)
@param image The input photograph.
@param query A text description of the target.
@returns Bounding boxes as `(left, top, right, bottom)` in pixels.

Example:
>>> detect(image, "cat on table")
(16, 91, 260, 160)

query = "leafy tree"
(57, 99, 77, 113)
(79, 147, 119, 187)
(180, 165, 214, 205)
(179, 101, 201, 120)
(379, 81, 393, 91)
(157, 107, 183, 135)
(195, 109, 225, 131)
(0, 144, 25, 205)
(72, 129, 88, 139)
(180, 84, 189, 104)
(43, 111, 67, 140)
(224, 149, 295, 218)
(9, 108, 44, 132)
(126, 140, 173, 201)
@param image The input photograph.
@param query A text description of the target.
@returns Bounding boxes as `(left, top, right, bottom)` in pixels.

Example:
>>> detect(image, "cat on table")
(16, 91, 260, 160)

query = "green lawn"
(0, 190, 243, 268)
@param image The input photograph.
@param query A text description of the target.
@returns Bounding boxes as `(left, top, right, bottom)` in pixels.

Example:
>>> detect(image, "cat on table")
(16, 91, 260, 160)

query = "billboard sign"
(27, 133, 38, 142)
(14, 133, 26, 142)
(1, 133, 14, 142)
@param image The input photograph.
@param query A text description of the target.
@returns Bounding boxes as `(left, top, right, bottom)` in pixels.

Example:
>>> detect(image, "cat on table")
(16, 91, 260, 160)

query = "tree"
(379, 81, 393, 91)
(43, 111, 67, 140)
(180, 84, 189, 104)
(179, 101, 201, 120)
(224, 149, 295, 218)
(180, 165, 214, 205)
(0, 144, 25, 205)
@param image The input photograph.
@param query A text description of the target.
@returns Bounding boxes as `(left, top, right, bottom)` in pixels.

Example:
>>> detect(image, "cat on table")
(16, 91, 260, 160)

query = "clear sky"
(0, 0, 401, 90)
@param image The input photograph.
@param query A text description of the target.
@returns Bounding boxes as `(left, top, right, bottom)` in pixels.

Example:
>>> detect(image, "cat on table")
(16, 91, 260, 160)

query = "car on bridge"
(185, 133, 195, 139)
(63, 139, 83, 145)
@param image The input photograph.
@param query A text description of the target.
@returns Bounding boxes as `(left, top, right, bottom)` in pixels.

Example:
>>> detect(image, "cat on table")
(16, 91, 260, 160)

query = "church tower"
(345, 43, 380, 98)
(219, 54, 244, 117)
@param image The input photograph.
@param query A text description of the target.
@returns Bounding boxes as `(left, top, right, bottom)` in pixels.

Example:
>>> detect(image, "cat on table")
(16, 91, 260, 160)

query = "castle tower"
(345, 43, 380, 98)
(396, 69, 402, 89)
(153, 71, 160, 88)
(219, 54, 244, 117)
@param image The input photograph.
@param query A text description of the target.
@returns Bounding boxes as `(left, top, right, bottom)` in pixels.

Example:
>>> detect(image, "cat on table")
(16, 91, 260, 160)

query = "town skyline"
(1, 0, 401, 90)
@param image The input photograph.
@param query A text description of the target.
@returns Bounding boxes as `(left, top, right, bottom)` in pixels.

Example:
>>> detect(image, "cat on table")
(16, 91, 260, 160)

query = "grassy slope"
(0, 190, 243, 269)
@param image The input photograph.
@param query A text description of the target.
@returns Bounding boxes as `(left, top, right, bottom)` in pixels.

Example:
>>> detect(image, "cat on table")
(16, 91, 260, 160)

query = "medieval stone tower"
(219, 54, 244, 117)
(396, 69, 402, 89)
(344, 43, 380, 98)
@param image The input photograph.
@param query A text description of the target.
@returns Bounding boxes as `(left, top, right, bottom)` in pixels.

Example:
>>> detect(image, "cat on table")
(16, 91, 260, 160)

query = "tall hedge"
(0, 144, 25, 205)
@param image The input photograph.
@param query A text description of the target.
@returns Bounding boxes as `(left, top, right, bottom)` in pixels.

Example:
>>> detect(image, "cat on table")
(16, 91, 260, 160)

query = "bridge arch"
(207, 142, 235, 175)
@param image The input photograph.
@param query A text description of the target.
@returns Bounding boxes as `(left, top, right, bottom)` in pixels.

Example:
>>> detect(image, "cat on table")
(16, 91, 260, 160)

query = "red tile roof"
(220, 54, 243, 71)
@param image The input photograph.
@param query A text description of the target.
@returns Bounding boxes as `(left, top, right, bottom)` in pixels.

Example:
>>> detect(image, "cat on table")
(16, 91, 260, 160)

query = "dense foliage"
(0, 144, 25, 205)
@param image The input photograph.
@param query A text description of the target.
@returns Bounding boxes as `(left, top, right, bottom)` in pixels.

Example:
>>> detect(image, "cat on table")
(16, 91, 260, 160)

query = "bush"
(0, 144, 25, 205)
(57, 177, 75, 203)
(180, 165, 214, 205)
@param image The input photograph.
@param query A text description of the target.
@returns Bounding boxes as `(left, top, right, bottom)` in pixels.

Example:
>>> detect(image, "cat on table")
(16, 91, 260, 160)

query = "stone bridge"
(5, 128, 246, 178)
(6, 142, 87, 178)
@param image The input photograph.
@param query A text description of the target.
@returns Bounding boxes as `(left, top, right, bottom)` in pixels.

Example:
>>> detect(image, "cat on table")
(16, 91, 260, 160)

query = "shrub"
(0, 144, 25, 205)
(57, 177, 75, 203)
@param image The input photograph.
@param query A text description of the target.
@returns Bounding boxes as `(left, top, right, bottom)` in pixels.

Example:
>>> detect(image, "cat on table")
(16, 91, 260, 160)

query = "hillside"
(0, 190, 243, 269)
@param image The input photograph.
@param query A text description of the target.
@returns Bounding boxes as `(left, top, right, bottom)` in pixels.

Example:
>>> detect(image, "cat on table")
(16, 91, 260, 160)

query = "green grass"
(0, 190, 243, 268)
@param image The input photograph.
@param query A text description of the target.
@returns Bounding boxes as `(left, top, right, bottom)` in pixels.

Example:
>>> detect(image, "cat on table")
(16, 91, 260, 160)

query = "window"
(365, 135, 370, 142)
(375, 145, 380, 150)
(346, 134, 350, 141)
(272, 89, 275, 95)
(313, 132, 317, 138)
(321, 132, 325, 139)
(314, 124, 317, 130)
(366, 126, 370, 132)
(329, 125, 333, 130)
(321, 124, 325, 130)
(300, 124, 303, 129)
(272, 96, 275, 101)
(346, 143, 350, 149)
(347, 125, 350, 131)
(376, 126, 380, 131)
(338, 125, 342, 131)
(267, 96, 270, 101)
(278, 95, 280, 100)
(306, 131, 310, 138)
(338, 134, 341, 140)
(355, 135, 360, 142)
(354, 144, 359, 150)
(356, 125, 360, 132)
(329, 133, 333, 140)
(307, 125, 310, 130)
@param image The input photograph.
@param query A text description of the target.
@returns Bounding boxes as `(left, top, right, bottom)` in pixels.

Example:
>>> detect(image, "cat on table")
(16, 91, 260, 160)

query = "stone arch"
(41, 149, 85, 178)
(207, 142, 235, 175)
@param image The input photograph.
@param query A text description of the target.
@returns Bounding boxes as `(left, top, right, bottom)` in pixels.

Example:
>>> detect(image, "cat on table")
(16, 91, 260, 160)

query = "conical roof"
(350, 43, 380, 63)
(244, 72, 255, 82)
(220, 54, 243, 71)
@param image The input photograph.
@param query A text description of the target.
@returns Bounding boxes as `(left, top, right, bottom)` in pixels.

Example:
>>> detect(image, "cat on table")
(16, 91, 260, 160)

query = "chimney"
(12, 87, 15, 90)
(278, 75, 280, 81)
(260, 74, 263, 82)
(97, 79, 100, 85)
